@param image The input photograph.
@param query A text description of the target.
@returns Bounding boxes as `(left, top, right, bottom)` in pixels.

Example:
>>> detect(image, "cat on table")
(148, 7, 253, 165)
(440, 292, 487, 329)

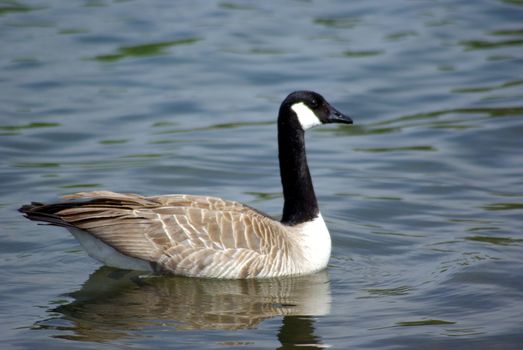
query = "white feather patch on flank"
(68, 228, 153, 272)
(291, 102, 321, 130)
(296, 213, 331, 272)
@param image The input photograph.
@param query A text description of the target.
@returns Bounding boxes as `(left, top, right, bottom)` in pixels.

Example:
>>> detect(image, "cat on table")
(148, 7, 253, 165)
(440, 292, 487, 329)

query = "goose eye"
(310, 99, 319, 108)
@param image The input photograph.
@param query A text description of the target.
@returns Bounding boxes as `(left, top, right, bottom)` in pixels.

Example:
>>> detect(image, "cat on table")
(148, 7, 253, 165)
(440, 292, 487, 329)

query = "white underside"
(295, 214, 332, 273)
(66, 215, 331, 278)
(68, 228, 153, 272)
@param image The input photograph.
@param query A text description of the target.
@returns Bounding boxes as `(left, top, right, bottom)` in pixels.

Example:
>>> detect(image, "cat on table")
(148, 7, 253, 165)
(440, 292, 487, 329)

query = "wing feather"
(25, 191, 293, 277)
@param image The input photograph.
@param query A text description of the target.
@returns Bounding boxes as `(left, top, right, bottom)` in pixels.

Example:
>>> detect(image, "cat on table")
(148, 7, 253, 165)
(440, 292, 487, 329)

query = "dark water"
(1, 0, 523, 349)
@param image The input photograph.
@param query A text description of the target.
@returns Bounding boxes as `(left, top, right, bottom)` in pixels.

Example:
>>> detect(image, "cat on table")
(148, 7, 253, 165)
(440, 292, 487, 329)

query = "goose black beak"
(327, 105, 353, 125)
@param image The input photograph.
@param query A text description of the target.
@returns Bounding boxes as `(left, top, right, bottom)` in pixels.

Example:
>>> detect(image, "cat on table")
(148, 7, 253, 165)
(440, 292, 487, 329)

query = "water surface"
(1, 0, 522, 349)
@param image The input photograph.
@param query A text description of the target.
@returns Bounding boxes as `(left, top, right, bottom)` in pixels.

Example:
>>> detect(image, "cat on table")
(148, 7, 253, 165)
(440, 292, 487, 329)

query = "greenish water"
(1, 0, 522, 349)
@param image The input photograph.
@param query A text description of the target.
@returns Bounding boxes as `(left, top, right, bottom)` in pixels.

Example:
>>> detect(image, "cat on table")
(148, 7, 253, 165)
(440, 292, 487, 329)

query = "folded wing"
(21, 191, 292, 278)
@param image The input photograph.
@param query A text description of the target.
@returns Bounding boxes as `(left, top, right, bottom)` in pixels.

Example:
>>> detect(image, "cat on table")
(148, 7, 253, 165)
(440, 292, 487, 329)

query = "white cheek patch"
(291, 102, 321, 130)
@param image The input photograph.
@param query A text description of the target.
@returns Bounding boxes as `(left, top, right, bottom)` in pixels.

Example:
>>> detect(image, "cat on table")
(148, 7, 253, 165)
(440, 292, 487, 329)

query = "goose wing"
(26, 191, 291, 278)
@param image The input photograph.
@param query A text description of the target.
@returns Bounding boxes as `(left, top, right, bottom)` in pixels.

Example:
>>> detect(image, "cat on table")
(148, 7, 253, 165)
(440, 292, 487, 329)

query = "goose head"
(279, 91, 353, 131)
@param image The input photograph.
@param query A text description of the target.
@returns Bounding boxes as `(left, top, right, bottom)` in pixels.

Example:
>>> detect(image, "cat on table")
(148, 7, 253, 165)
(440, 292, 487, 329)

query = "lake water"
(1, 0, 523, 349)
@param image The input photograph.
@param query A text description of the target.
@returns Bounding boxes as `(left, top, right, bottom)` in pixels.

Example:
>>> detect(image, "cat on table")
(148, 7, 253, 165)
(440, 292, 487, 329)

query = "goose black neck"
(278, 111, 319, 226)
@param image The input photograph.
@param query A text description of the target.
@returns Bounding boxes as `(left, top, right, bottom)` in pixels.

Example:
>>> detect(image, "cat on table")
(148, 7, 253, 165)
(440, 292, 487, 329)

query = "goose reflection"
(35, 267, 331, 346)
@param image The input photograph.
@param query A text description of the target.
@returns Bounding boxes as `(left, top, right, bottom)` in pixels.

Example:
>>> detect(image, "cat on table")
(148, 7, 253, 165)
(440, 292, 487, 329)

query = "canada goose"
(19, 91, 353, 279)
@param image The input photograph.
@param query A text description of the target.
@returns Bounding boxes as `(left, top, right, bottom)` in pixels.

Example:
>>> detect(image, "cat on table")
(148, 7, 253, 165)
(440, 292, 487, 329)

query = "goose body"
(20, 91, 352, 279)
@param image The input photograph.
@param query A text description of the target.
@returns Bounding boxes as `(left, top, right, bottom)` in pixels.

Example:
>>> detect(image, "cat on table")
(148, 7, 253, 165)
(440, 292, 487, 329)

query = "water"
(1, 0, 522, 348)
